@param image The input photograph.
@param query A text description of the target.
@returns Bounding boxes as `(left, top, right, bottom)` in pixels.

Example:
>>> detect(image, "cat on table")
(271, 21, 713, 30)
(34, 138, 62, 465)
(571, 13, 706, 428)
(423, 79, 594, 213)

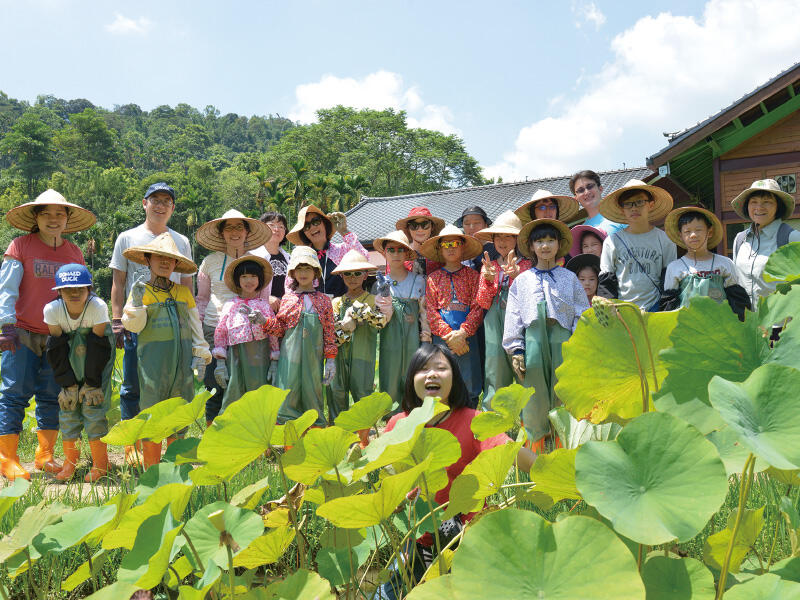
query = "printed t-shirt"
(43, 295, 109, 330)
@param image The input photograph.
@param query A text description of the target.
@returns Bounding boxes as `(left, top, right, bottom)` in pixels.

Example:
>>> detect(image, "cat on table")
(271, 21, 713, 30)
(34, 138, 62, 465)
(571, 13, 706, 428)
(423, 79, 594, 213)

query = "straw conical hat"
(515, 189, 580, 224)
(599, 179, 673, 223)
(122, 232, 197, 274)
(5, 189, 96, 233)
(419, 224, 483, 262)
(287, 245, 322, 275)
(223, 254, 273, 293)
(286, 205, 333, 246)
(474, 211, 523, 242)
(373, 230, 416, 255)
(729, 178, 795, 221)
(518, 219, 572, 260)
(195, 209, 272, 253)
(331, 250, 379, 275)
(664, 206, 723, 250)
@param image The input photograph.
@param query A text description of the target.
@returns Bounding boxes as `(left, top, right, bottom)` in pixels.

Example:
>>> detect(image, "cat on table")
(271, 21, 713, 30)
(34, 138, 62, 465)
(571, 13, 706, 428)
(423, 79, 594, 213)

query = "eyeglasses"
(341, 271, 364, 277)
(439, 239, 463, 249)
(303, 216, 324, 230)
(574, 182, 597, 195)
(147, 197, 174, 207)
(534, 201, 557, 210)
(223, 224, 246, 233)
(385, 247, 407, 254)
(621, 198, 648, 210)
(407, 220, 432, 231)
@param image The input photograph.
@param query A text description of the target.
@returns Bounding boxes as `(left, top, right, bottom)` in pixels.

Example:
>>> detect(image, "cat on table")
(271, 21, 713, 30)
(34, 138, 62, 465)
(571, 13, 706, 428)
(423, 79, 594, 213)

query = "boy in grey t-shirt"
(597, 180, 677, 311)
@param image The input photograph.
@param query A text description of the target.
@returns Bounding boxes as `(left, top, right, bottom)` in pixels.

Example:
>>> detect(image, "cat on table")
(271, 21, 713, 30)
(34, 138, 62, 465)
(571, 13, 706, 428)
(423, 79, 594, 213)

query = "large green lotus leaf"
(770, 555, 800, 582)
(641, 556, 715, 600)
(270, 410, 317, 446)
(33, 505, 117, 554)
(444, 442, 521, 519)
(725, 573, 800, 599)
(703, 506, 765, 573)
(84, 582, 142, 600)
(181, 501, 264, 569)
(758, 286, 800, 372)
(0, 501, 70, 563)
(62, 548, 108, 592)
(399, 427, 462, 497)
(575, 412, 728, 545)
(317, 458, 430, 528)
(102, 390, 208, 445)
(282, 426, 358, 484)
(653, 393, 725, 435)
(556, 300, 677, 423)
(134, 462, 193, 504)
(163, 437, 200, 464)
(263, 568, 334, 599)
(233, 526, 295, 569)
(316, 534, 372, 587)
(764, 241, 800, 282)
(471, 383, 529, 441)
(194, 384, 286, 482)
(531, 448, 580, 502)
(333, 391, 393, 432)
(409, 509, 645, 599)
(0, 478, 30, 521)
(709, 364, 800, 470)
(103, 484, 192, 549)
(85, 492, 138, 546)
(116, 507, 182, 588)
(706, 427, 768, 476)
(548, 407, 622, 449)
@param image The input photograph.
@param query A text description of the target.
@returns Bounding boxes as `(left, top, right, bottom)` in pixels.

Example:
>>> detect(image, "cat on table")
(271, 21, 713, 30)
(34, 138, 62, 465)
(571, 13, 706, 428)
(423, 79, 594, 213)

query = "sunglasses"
(303, 216, 324, 230)
(407, 220, 432, 231)
(385, 246, 407, 254)
(574, 182, 597, 195)
(439, 239, 464, 249)
(341, 271, 364, 277)
(621, 198, 648, 210)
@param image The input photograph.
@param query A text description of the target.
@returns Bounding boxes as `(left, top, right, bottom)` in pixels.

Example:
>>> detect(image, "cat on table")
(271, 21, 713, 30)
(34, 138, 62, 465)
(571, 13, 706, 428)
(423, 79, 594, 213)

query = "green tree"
(0, 110, 55, 197)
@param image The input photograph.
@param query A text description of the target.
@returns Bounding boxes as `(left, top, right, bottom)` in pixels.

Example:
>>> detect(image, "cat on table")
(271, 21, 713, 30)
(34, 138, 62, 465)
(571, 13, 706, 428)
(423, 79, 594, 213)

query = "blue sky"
(3, 1, 799, 181)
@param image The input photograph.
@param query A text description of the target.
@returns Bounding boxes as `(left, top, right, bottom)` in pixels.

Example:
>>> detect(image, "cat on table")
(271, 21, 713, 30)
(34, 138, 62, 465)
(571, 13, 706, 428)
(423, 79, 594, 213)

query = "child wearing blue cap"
(43, 264, 113, 482)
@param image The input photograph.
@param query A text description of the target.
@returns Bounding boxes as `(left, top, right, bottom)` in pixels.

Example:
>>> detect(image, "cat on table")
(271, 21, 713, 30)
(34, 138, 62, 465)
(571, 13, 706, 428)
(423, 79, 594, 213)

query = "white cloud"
(105, 13, 152, 35)
(572, 2, 606, 29)
(486, 0, 800, 181)
(288, 70, 460, 135)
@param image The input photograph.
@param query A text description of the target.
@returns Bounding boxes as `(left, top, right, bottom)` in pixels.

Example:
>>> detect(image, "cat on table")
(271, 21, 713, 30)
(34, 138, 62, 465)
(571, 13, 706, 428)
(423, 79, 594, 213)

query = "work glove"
(328, 212, 348, 235)
(214, 363, 228, 390)
(79, 385, 105, 406)
(0, 324, 20, 353)
(111, 318, 126, 349)
(322, 358, 336, 385)
(511, 353, 526, 382)
(130, 272, 149, 307)
(58, 385, 81, 411)
(267, 359, 278, 383)
(339, 306, 357, 333)
(238, 304, 267, 325)
(192, 356, 206, 381)
(374, 294, 393, 318)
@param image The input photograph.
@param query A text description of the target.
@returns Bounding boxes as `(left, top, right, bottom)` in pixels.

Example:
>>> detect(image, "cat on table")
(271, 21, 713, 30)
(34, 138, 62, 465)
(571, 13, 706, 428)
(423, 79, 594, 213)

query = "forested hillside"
(0, 93, 484, 295)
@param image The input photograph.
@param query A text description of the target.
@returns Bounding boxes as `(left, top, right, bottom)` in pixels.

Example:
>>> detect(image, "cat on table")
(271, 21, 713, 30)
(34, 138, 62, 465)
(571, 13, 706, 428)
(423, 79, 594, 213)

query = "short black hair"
(744, 192, 787, 222)
(233, 259, 266, 292)
(401, 343, 469, 413)
(568, 170, 601, 194)
(216, 219, 251, 236)
(617, 188, 653, 208)
(260, 211, 289, 247)
(30, 204, 71, 234)
(577, 263, 600, 277)
(677, 211, 712, 231)
(528, 223, 562, 266)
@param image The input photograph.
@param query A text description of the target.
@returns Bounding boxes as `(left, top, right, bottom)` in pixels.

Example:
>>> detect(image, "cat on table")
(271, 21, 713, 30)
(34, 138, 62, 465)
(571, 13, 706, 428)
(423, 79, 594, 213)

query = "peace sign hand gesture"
(481, 251, 496, 282)
(501, 250, 521, 280)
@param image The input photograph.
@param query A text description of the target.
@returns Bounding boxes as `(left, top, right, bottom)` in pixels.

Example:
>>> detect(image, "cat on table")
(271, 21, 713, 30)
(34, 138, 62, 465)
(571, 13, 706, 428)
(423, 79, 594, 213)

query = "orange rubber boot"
(142, 441, 162, 470)
(357, 429, 370, 449)
(124, 441, 143, 467)
(55, 439, 80, 481)
(0, 434, 30, 481)
(34, 430, 62, 473)
(165, 435, 177, 448)
(85, 440, 108, 483)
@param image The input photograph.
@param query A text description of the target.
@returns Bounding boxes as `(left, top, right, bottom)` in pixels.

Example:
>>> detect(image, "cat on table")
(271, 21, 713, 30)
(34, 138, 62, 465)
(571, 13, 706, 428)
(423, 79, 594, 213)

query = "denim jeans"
(202, 324, 223, 422)
(0, 345, 60, 435)
(120, 332, 140, 420)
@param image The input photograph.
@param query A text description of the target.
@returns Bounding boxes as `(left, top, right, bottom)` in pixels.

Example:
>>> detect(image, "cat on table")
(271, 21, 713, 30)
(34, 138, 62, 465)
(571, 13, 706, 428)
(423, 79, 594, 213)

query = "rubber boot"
(357, 429, 370, 449)
(34, 429, 62, 473)
(206, 420, 213, 428)
(55, 439, 80, 481)
(85, 440, 109, 483)
(0, 434, 30, 481)
(124, 441, 143, 467)
(142, 440, 162, 470)
(165, 435, 177, 448)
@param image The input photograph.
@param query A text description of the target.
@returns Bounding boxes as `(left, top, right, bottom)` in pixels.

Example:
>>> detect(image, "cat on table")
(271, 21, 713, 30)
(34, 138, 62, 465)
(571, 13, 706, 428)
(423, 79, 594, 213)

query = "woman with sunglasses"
(286, 206, 367, 297)
(396, 207, 445, 276)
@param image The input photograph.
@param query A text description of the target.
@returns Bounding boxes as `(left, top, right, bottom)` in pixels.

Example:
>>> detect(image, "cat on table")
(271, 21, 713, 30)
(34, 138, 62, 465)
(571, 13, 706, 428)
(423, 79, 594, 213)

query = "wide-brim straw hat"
(566, 253, 600, 275)
(664, 206, 724, 249)
(569, 224, 607, 258)
(730, 178, 796, 221)
(599, 179, 673, 223)
(515, 189, 580, 225)
(195, 209, 271, 253)
(223, 254, 273, 293)
(331, 250, 379, 275)
(286, 205, 333, 246)
(287, 245, 322, 276)
(395, 207, 445, 236)
(373, 230, 416, 255)
(474, 210, 523, 242)
(5, 189, 96, 233)
(419, 224, 483, 262)
(518, 218, 573, 260)
(122, 232, 198, 274)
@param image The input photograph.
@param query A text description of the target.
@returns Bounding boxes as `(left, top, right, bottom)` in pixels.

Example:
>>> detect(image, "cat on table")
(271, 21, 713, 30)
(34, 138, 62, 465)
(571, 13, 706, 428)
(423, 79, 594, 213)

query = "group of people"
(0, 170, 797, 485)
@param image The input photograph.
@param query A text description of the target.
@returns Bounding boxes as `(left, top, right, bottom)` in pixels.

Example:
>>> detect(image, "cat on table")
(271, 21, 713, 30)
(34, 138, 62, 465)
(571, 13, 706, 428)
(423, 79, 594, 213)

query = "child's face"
(577, 267, 598, 299)
(341, 270, 367, 292)
(222, 219, 248, 249)
(383, 242, 410, 265)
(149, 255, 178, 279)
(493, 233, 517, 258)
(60, 286, 89, 306)
(439, 236, 464, 264)
(413, 351, 453, 404)
(461, 214, 487, 237)
(680, 218, 711, 253)
(407, 219, 433, 245)
(531, 235, 559, 262)
(747, 193, 778, 227)
(238, 273, 260, 295)
(35, 206, 68, 238)
(293, 264, 315, 287)
(620, 192, 653, 224)
(581, 233, 603, 256)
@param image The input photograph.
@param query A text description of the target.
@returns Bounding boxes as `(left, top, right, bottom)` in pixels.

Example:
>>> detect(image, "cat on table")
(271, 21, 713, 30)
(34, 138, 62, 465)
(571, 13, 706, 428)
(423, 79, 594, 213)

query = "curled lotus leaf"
(471, 383, 529, 441)
(703, 506, 765, 574)
(281, 426, 358, 484)
(181, 501, 264, 569)
(333, 391, 393, 432)
(548, 407, 622, 449)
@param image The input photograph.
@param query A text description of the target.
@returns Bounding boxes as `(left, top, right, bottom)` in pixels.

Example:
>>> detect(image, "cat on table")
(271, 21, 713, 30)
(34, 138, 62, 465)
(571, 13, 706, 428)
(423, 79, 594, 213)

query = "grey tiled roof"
(346, 167, 653, 243)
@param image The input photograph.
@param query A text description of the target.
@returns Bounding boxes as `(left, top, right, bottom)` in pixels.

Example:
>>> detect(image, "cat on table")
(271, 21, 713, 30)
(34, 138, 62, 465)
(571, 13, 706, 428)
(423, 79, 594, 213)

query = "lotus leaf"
(34, 505, 117, 554)
(758, 286, 800, 372)
(641, 556, 715, 600)
(548, 407, 622, 449)
(556, 300, 677, 422)
(116, 507, 182, 588)
(181, 501, 263, 570)
(408, 509, 645, 599)
(231, 475, 273, 510)
(0, 478, 30, 521)
(270, 410, 317, 446)
(706, 427, 768, 476)
(135, 462, 194, 504)
(102, 390, 208, 445)
(763, 241, 800, 282)
(530, 447, 580, 502)
(779, 497, 800, 556)
(103, 484, 192, 549)
(263, 568, 334, 599)
(62, 548, 108, 591)
(575, 412, 728, 545)
(704, 506, 765, 573)
(316, 535, 372, 587)
(282, 426, 358, 484)
(164, 554, 194, 589)
(399, 427, 462, 497)
(653, 392, 725, 435)
(233, 526, 296, 569)
(725, 573, 800, 599)
(84, 581, 142, 600)
(0, 501, 70, 563)
(470, 383, 529, 441)
(709, 364, 800, 470)
(768, 467, 800, 487)
(333, 391, 392, 432)
(163, 437, 200, 464)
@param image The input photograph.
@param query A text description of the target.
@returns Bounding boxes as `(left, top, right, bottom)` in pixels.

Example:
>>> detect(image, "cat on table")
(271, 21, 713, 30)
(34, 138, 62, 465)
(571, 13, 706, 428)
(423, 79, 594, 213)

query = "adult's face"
(303, 214, 327, 249)
(532, 200, 558, 220)
(747, 193, 778, 228)
(222, 218, 248, 250)
(265, 219, 286, 244)
(143, 191, 175, 227)
(573, 177, 603, 213)
(35, 205, 69, 239)
(461, 214, 487, 237)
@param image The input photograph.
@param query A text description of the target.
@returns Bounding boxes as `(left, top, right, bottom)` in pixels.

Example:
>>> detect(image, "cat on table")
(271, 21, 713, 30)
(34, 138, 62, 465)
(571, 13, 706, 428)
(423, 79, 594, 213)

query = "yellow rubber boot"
(0, 434, 30, 481)
(55, 439, 80, 481)
(34, 430, 62, 473)
(142, 441, 162, 470)
(85, 440, 108, 483)
(124, 440, 143, 468)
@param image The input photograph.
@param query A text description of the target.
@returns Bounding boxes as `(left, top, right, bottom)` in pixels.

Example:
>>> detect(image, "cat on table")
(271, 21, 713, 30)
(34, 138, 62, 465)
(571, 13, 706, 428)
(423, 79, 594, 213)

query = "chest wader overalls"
(275, 308, 325, 427)
(378, 278, 421, 407)
(219, 315, 271, 415)
(328, 296, 378, 423)
(482, 273, 516, 411)
(678, 256, 726, 308)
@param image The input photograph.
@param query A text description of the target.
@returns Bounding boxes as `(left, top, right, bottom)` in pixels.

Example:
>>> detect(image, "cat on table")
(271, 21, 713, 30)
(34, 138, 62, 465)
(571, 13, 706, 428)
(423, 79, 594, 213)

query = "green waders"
(678, 257, 727, 308)
(378, 297, 420, 406)
(219, 337, 271, 414)
(482, 283, 515, 411)
(275, 312, 325, 426)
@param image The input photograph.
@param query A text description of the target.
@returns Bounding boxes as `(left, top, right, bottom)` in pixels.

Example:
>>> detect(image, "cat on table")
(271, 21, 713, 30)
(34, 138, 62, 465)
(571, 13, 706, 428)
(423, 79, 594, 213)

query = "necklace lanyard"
(61, 296, 90, 334)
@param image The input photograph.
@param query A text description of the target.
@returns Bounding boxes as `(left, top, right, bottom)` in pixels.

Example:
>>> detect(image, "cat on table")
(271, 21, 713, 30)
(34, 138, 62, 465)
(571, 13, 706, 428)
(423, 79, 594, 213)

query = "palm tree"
(329, 174, 351, 213)
(347, 174, 370, 210)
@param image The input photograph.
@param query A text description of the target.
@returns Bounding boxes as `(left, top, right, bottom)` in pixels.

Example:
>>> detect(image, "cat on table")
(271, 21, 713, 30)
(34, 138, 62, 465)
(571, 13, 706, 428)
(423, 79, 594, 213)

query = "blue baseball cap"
(53, 264, 93, 290)
(144, 182, 176, 201)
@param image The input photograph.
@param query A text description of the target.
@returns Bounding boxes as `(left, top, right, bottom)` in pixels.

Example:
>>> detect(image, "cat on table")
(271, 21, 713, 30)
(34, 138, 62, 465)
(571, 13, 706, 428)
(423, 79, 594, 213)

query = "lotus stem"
(334, 466, 357, 600)
(716, 454, 756, 600)
(420, 474, 444, 576)
(181, 528, 205, 575)
(83, 543, 97, 593)
(766, 513, 781, 568)
(637, 544, 643, 572)
(620, 304, 660, 393)
(277, 458, 306, 569)
(226, 542, 235, 600)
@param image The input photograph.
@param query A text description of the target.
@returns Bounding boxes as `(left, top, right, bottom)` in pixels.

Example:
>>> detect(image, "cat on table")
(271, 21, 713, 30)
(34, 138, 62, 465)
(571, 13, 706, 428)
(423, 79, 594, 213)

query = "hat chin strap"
(152, 276, 173, 292)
